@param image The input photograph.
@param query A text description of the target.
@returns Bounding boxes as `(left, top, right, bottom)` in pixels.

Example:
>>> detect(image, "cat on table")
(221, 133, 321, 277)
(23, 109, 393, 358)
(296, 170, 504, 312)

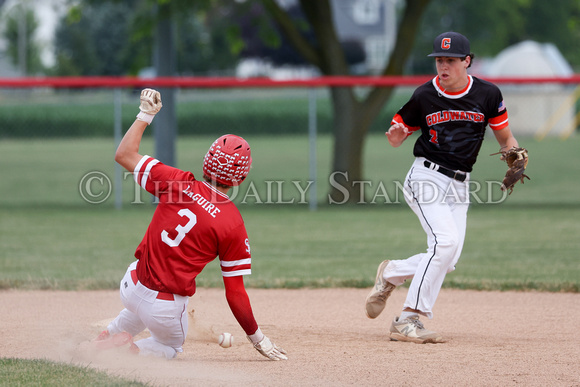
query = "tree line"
(3, 0, 579, 77)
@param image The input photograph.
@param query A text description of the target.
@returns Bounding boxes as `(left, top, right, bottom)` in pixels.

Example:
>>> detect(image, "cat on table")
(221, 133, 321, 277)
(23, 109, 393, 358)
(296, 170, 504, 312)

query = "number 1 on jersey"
(161, 208, 197, 247)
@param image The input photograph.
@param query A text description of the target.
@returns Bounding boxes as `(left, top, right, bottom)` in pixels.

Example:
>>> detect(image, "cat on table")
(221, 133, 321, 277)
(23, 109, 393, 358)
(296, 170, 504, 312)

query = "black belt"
(423, 161, 467, 182)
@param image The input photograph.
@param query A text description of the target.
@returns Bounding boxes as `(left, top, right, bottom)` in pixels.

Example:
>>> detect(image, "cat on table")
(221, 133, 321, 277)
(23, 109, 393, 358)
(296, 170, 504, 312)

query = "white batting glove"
(136, 88, 162, 124)
(249, 335, 288, 361)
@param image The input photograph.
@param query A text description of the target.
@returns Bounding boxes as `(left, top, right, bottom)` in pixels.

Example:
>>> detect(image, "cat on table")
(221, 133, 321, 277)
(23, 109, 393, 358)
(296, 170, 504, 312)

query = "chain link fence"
(0, 76, 577, 139)
(1, 76, 578, 209)
(0, 87, 337, 138)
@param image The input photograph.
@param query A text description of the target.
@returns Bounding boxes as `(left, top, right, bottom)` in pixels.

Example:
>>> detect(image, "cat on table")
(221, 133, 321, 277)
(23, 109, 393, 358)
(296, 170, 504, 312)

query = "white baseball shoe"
(389, 316, 444, 344)
(365, 260, 396, 319)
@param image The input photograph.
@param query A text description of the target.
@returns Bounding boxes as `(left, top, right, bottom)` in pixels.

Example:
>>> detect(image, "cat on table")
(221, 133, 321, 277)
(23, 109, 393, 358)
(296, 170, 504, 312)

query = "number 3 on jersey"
(161, 209, 197, 247)
(429, 128, 439, 144)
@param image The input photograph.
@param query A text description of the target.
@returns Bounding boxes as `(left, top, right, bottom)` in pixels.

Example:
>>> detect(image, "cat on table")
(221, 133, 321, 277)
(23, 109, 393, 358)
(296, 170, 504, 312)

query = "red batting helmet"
(202, 134, 252, 186)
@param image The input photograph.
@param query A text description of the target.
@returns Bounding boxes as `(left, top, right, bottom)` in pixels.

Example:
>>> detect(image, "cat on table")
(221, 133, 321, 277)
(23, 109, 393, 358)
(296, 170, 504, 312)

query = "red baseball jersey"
(131, 155, 252, 297)
(392, 75, 509, 172)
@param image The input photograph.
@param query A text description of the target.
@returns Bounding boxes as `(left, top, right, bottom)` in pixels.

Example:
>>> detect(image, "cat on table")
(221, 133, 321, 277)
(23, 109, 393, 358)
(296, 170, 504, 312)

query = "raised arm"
(114, 89, 163, 172)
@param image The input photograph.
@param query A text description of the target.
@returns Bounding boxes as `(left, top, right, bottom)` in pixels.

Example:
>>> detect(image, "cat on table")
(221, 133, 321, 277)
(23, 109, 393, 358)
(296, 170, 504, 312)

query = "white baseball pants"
(384, 157, 470, 318)
(107, 261, 189, 359)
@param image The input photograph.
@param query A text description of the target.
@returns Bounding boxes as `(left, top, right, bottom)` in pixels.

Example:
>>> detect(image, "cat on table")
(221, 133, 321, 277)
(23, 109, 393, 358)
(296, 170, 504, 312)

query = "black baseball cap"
(428, 32, 470, 57)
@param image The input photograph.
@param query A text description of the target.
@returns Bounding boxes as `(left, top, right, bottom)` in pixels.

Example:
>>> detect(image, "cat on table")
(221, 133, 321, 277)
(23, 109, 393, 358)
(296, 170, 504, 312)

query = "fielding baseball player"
(93, 88, 287, 360)
(365, 32, 523, 343)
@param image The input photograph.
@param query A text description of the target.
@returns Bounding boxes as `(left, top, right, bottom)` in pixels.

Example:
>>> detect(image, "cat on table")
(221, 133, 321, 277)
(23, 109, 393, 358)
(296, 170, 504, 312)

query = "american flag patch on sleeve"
(498, 100, 506, 112)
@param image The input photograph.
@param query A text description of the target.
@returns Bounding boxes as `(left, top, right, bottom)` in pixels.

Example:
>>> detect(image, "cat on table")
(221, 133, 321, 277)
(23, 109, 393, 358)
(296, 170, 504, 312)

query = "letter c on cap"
(441, 38, 451, 50)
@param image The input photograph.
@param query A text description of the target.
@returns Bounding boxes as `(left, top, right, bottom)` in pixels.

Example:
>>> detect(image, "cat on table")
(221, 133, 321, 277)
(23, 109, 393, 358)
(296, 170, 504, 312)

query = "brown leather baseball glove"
(494, 147, 530, 195)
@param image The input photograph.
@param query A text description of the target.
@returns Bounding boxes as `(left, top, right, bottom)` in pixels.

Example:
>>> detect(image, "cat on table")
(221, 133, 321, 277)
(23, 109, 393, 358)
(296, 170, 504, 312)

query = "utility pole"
(17, 1, 27, 76)
(153, 3, 177, 167)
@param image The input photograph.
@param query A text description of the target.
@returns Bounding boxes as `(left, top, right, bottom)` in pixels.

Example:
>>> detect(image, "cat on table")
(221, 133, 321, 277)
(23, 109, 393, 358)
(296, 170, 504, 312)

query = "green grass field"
(0, 358, 148, 386)
(1, 134, 579, 292)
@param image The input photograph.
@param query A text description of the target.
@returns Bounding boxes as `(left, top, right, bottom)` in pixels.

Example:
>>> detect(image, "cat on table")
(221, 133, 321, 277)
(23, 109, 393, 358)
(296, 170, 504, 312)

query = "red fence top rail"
(1, 75, 580, 88)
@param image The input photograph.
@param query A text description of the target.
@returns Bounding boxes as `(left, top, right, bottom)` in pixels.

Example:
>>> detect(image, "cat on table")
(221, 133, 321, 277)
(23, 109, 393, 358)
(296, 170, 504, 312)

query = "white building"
(0, 0, 67, 75)
(331, 0, 398, 74)
(237, 0, 400, 78)
(476, 40, 576, 138)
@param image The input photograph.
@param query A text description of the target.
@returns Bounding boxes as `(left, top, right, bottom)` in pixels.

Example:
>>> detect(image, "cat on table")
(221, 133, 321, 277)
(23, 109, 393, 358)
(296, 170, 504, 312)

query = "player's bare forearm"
(493, 126, 518, 152)
(223, 276, 259, 335)
(115, 119, 148, 172)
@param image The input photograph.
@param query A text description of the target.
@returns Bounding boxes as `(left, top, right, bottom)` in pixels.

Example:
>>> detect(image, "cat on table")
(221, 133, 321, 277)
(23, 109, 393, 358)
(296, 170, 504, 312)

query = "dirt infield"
(1, 288, 579, 386)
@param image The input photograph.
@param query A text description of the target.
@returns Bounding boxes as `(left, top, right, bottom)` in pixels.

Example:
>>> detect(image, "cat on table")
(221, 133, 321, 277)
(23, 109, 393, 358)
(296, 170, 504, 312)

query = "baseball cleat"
(129, 342, 140, 355)
(95, 330, 110, 341)
(389, 316, 444, 344)
(365, 260, 395, 319)
(93, 331, 134, 350)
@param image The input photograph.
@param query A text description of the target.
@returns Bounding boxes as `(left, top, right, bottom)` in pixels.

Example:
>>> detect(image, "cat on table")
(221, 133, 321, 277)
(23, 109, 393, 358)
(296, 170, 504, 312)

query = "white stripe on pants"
(384, 157, 469, 319)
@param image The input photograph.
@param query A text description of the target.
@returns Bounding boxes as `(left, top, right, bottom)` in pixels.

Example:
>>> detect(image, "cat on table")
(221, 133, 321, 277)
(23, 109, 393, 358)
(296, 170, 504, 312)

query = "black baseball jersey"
(392, 75, 509, 172)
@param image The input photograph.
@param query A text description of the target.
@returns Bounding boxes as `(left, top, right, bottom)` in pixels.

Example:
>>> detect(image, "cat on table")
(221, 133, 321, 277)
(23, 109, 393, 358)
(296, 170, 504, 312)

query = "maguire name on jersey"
(131, 155, 252, 297)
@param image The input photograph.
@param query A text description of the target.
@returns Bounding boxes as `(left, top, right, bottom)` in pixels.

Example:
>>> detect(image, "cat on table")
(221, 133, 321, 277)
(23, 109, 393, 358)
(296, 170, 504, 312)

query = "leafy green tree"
(520, 0, 580, 70)
(52, 2, 134, 75)
(171, 3, 240, 75)
(52, 0, 240, 76)
(408, 0, 580, 73)
(2, 5, 44, 75)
